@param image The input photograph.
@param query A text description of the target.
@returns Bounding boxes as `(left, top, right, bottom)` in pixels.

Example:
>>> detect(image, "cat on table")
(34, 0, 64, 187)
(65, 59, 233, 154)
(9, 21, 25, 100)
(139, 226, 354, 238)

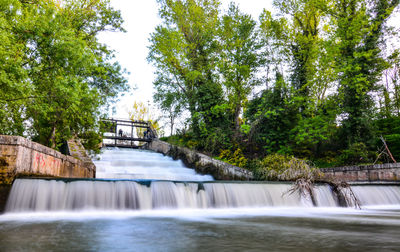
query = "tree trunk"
(170, 117, 174, 136)
(234, 103, 241, 139)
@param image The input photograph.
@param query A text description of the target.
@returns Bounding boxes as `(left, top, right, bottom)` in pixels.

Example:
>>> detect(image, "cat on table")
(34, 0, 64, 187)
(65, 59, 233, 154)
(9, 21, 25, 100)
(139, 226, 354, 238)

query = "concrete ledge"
(67, 138, 96, 174)
(147, 139, 253, 180)
(0, 135, 96, 185)
(320, 163, 400, 182)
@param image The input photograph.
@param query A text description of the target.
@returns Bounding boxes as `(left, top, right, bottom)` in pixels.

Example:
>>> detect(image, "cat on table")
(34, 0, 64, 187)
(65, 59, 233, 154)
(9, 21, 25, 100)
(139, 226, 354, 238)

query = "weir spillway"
(6, 178, 400, 212)
(4, 148, 400, 213)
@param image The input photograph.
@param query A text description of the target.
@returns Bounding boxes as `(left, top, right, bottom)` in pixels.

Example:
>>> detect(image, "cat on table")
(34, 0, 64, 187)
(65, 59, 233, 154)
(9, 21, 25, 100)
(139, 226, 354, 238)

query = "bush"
(198, 127, 230, 154)
(218, 148, 248, 168)
(254, 153, 321, 181)
(338, 142, 375, 165)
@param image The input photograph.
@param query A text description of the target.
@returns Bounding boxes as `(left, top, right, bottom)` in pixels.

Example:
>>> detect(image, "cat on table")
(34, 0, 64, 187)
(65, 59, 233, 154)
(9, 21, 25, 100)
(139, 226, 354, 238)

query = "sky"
(97, 0, 273, 122)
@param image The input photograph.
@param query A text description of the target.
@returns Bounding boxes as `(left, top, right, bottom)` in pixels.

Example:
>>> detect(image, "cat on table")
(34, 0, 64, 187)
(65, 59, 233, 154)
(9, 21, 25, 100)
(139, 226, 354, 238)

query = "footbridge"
(101, 118, 157, 148)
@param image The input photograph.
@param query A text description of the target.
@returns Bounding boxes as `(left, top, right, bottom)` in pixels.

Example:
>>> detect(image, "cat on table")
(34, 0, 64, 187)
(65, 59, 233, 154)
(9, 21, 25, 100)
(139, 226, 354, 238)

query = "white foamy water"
(93, 148, 214, 181)
(5, 179, 315, 212)
(3, 148, 400, 215)
(7, 178, 400, 213)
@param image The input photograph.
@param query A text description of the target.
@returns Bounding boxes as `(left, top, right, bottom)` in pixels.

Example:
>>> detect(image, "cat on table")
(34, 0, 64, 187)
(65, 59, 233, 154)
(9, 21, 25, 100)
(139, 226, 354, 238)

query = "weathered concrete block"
(320, 163, 400, 182)
(0, 135, 96, 185)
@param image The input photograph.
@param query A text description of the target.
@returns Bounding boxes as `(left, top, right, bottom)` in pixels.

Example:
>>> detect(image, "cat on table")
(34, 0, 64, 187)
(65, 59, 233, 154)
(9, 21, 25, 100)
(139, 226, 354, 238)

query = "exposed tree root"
(327, 180, 362, 209)
(284, 178, 317, 206)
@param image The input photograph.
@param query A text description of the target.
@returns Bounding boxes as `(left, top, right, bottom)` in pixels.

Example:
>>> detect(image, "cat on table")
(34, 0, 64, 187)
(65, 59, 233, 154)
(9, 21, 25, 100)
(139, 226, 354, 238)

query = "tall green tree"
(260, 0, 329, 116)
(0, 0, 30, 135)
(148, 0, 223, 138)
(329, 0, 399, 146)
(273, 0, 324, 115)
(245, 72, 298, 154)
(153, 72, 184, 135)
(219, 3, 263, 138)
(257, 0, 336, 157)
(0, 0, 128, 150)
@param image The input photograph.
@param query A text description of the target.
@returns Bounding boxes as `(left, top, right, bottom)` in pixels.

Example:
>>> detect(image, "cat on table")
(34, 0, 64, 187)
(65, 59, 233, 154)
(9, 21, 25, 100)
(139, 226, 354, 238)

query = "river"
(0, 148, 399, 251)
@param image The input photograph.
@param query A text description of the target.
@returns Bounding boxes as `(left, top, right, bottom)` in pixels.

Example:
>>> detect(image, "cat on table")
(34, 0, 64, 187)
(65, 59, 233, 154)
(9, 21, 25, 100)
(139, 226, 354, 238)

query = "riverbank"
(147, 139, 253, 180)
(150, 138, 400, 183)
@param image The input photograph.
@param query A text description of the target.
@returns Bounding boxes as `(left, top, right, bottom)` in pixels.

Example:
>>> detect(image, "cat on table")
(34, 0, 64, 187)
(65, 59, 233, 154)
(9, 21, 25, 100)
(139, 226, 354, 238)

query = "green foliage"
(219, 3, 264, 136)
(375, 117, 400, 161)
(329, 0, 396, 147)
(254, 153, 321, 181)
(198, 125, 230, 153)
(218, 147, 248, 168)
(337, 142, 376, 165)
(148, 0, 222, 138)
(160, 132, 199, 149)
(150, 0, 400, 170)
(79, 131, 103, 154)
(245, 74, 298, 154)
(0, 0, 128, 151)
(240, 124, 251, 135)
(269, 0, 325, 115)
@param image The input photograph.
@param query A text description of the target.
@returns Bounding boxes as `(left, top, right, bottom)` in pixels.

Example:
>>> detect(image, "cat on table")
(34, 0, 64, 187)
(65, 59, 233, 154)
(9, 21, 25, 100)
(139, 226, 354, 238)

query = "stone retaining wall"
(320, 163, 400, 182)
(147, 139, 253, 180)
(0, 135, 95, 186)
(0, 184, 11, 213)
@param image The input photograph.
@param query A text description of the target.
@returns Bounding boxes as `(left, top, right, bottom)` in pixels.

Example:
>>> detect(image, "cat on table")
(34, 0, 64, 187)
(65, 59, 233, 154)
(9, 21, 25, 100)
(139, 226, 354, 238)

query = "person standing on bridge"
(118, 129, 123, 137)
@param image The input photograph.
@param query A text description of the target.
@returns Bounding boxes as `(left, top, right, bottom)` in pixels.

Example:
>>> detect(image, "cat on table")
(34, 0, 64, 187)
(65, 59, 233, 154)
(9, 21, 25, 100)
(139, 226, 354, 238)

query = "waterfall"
(8, 179, 400, 212)
(4, 148, 400, 213)
(93, 148, 213, 181)
(351, 185, 400, 206)
(6, 179, 330, 212)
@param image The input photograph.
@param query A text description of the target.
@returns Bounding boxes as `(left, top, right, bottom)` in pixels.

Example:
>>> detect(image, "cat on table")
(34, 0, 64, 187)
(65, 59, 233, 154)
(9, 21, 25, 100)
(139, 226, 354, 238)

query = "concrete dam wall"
(321, 163, 400, 182)
(0, 135, 95, 185)
(147, 139, 253, 180)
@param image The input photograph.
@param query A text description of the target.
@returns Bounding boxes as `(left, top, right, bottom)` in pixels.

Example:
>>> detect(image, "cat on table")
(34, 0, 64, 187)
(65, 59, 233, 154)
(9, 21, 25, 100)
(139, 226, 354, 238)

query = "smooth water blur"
(1, 208, 400, 251)
(93, 148, 213, 181)
(6, 179, 316, 212)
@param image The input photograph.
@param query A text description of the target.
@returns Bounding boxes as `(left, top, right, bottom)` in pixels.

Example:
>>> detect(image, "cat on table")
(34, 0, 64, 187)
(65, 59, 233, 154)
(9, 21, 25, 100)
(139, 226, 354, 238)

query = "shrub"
(338, 142, 375, 165)
(254, 153, 321, 181)
(218, 148, 248, 168)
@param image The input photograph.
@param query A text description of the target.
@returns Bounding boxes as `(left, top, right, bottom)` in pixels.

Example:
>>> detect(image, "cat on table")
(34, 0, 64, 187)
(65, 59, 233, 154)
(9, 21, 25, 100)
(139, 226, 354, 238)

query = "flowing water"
(1, 148, 400, 251)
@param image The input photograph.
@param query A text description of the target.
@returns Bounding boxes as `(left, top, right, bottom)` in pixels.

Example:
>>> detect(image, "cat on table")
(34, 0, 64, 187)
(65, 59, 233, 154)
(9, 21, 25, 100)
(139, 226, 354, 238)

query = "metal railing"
(101, 118, 157, 148)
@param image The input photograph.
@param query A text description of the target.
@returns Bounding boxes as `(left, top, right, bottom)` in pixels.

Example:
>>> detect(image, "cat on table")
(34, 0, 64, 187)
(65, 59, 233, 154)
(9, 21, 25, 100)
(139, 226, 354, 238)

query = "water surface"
(1, 148, 400, 251)
(1, 208, 400, 251)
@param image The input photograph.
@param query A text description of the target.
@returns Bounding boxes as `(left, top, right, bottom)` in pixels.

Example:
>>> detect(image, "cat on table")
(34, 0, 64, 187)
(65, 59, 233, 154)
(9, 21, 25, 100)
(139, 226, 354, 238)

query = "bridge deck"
(103, 143, 141, 148)
(101, 118, 156, 148)
(103, 136, 152, 142)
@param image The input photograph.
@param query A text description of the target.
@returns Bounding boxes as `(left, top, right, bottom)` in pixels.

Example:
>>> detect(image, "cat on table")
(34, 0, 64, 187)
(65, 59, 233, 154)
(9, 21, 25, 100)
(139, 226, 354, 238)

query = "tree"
(273, 0, 324, 115)
(219, 3, 263, 138)
(380, 50, 400, 117)
(257, 0, 337, 157)
(260, 0, 329, 117)
(148, 0, 223, 137)
(0, 0, 30, 136)
(128, 101, 161, 137)
(0, 0, 128, 150)
(153, 75, 183, 135)
(329, 0, 399, 147)
(245, 72, 299, 154)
